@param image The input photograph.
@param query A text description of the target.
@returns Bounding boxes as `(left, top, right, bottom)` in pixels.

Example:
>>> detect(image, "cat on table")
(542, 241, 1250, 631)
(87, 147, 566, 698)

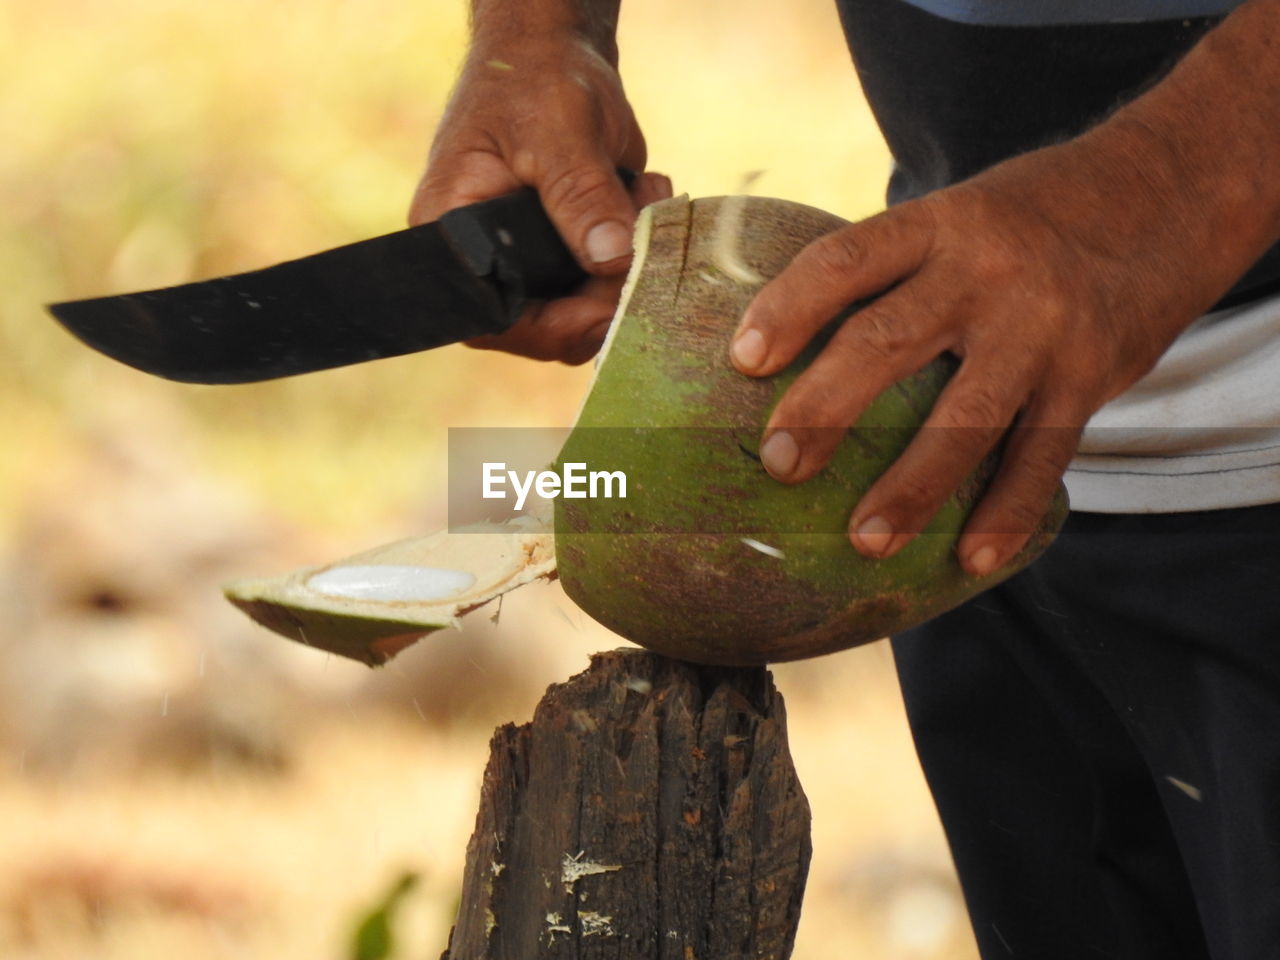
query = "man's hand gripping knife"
(408, 0, 672, 365)
(729, 0, 1280, 578)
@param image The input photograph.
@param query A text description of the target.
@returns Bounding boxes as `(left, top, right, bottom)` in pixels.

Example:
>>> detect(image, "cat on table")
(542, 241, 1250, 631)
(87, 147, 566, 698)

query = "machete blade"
(46, 184, 591, 384)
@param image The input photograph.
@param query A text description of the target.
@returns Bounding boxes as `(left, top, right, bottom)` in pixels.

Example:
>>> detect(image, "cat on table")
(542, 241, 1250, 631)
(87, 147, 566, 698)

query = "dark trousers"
(892, 504, 1280, 959)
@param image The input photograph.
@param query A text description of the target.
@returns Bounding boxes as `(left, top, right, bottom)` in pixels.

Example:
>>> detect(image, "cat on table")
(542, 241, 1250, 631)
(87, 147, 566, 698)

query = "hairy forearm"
(1097, 0, 1280, 304)
(470, 0, 621, 63)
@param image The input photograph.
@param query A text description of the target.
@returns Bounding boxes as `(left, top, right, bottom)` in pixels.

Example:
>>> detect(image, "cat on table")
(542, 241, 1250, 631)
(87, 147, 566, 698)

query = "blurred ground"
(0, 0, 978, 956)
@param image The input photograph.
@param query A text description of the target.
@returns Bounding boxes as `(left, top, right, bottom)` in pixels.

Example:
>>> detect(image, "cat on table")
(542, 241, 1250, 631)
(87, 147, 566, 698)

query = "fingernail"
(853, 516, 894, 556)
(585, 221, 631, 263)
(731, 328, 767, 371)
(760, 430, 799, 478)
(967, 545, 999, 577)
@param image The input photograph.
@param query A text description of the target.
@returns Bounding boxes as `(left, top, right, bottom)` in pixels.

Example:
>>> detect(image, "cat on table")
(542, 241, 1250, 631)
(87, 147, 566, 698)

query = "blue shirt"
(898, 0, 1240, 26)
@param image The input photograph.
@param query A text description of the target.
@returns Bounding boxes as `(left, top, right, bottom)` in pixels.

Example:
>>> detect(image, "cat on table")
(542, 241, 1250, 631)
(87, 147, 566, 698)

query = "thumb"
(535, 155, 639, 275)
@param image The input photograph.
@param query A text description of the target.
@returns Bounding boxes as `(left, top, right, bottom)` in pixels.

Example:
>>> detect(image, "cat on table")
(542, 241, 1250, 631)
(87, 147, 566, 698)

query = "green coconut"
(225, 193, 1066, 668)
(552, 194, 1067, 665)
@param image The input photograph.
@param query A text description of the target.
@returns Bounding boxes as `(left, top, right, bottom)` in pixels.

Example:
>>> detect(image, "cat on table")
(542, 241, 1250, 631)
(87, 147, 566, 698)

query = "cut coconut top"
(224, 518, 556, 666)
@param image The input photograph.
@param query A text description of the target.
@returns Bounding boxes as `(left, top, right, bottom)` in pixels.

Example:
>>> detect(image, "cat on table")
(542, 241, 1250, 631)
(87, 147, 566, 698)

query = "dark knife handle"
(438, 168, 638, 332)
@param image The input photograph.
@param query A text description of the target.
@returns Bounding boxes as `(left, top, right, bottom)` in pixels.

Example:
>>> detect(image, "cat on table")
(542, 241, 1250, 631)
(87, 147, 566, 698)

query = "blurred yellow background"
(0, 0, 978, 956)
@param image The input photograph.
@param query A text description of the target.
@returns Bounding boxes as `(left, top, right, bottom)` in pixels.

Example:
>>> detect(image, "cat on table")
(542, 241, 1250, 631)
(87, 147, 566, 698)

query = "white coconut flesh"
(224, 519, 556, 665)
(307, 565, 478, 602)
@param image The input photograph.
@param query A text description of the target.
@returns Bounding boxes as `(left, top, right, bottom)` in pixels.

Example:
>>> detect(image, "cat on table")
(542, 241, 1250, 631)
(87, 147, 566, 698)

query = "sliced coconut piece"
(224, 518, 555, 666)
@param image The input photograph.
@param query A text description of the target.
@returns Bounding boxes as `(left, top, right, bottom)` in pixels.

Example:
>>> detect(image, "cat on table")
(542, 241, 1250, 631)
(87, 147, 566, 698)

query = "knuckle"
(805, 229, 870, 284)
(512, 75, 591, 130)
(540, 160, 620, 214)
(1012, 437, 1075, 491)
(1054, 359, 1110, 399)
(940, 382, 1011, 430)
(933, 188, 1025, 280)
(970, 239, 1023, 286)
(943, 183, 1005, 230)
(1035, 373, 1106, 426)
(803, 230, 875, 289)
(893, 470, 944, 514)
(850, 306, 911, 361)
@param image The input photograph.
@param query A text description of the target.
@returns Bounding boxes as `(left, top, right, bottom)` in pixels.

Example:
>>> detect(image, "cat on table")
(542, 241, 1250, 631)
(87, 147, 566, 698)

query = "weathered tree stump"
(440, 648, 811, 960)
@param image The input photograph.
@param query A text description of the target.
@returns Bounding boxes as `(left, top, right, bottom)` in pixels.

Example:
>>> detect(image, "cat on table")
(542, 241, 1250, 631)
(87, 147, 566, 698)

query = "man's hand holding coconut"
(731, 58, 1280, 578)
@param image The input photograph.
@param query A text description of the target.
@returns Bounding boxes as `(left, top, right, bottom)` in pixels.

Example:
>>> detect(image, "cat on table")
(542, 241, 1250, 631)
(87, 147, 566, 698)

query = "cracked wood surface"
(439, 649, 811, 960)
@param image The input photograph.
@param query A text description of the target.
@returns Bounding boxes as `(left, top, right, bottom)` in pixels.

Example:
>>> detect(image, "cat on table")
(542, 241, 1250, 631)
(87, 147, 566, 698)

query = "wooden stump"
(440, 649, 811, 960)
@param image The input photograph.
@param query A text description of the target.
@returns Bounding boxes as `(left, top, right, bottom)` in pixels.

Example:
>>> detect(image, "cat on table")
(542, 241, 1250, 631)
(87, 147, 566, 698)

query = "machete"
(47, 175, 631, 384)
